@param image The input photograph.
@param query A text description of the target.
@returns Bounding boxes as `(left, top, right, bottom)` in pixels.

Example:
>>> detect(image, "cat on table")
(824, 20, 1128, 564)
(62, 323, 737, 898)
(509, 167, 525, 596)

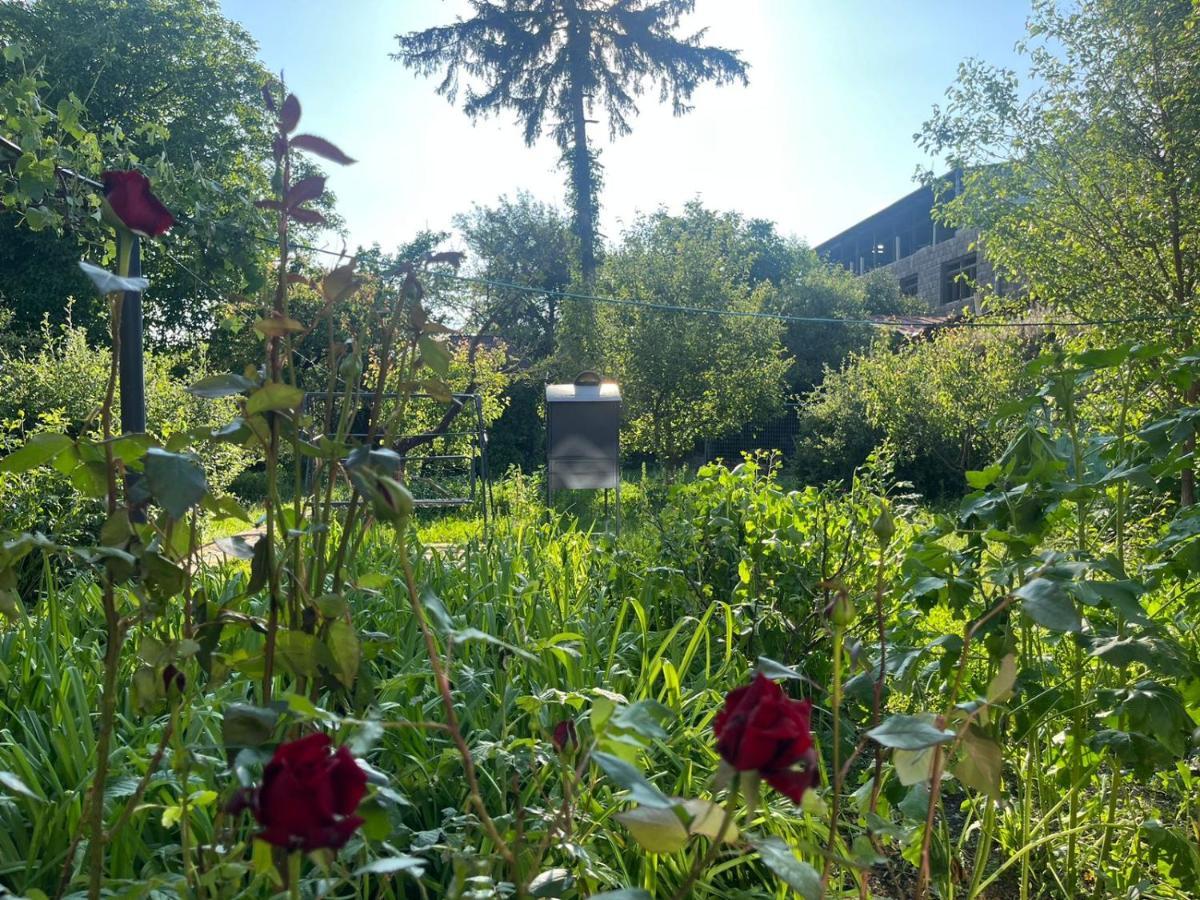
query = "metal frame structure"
(302, 391, 493, 524)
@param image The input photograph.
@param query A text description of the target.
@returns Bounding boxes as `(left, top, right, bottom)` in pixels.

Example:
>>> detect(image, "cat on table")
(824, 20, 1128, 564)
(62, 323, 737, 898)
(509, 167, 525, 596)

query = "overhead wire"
(8, 130, 1196, 334)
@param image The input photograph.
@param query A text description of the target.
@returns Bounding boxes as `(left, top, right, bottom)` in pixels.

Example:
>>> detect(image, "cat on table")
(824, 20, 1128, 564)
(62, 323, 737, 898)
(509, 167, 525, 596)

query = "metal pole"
(119, 236, 146, 518)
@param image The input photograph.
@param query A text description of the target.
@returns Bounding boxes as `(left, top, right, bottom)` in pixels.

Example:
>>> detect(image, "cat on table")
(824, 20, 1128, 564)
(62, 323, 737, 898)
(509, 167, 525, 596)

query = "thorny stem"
(398, 541, 515, 871)
(669, 775, 739, 900)
(821, 619, 846, 890)
(868, 542, 888, 817)
(261, 105, 291, 706)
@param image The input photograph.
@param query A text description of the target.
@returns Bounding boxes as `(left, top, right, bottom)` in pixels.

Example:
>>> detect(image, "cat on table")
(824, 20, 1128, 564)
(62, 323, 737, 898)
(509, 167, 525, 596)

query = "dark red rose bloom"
(161, 664, 186, 695)
(552, 719, 578, 752)
(101, 170, 174, 237)
(713, 673, 817, 804)
(253, 733, 367, 852)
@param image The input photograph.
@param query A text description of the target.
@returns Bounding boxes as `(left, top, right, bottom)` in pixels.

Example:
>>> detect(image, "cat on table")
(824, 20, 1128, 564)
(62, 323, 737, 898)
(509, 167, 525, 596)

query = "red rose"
(101, 170, 174, 237)
(552, 719, 578, 752)
(253, 733, 367, 852)
(713, 673, 817, 804)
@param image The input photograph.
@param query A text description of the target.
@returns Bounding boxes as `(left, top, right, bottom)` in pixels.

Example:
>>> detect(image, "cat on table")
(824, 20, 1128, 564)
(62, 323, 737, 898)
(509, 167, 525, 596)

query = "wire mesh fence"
(700, 403, 800, 464)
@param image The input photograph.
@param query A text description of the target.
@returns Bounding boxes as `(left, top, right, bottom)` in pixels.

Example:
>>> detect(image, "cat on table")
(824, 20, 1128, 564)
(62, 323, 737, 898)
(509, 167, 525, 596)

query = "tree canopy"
(597, 202, 789, 463)
(393, 0, 748, 311)
(919, 0, 1200, 340)
(0, 0, 287, 346)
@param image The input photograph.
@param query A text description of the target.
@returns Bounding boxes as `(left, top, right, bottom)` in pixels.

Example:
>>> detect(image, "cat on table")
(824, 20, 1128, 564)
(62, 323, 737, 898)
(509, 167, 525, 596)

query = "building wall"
(881, 228, 992, 312)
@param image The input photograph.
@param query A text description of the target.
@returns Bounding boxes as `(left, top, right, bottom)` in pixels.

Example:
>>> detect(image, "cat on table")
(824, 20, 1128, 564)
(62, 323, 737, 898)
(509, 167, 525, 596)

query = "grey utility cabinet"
(545, 371, 621, 527)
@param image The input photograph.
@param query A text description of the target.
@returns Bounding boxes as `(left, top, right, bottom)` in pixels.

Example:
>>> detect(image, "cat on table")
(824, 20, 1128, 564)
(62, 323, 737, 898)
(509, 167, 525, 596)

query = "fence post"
(119, 235, 146, 516)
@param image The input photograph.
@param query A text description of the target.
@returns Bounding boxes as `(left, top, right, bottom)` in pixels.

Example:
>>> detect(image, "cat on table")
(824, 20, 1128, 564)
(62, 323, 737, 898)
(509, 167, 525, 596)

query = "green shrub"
(0, 322, 254, 546)
(794, 327, 1037, 496)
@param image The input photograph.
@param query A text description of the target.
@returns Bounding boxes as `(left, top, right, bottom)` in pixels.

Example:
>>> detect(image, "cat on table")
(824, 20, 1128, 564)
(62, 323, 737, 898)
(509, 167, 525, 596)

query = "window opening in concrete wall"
(941, 252, 977, 304)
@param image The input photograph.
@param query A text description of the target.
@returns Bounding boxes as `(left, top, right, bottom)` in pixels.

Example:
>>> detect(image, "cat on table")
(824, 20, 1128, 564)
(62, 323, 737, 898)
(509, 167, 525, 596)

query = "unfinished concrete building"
(815, 173, 997, 313)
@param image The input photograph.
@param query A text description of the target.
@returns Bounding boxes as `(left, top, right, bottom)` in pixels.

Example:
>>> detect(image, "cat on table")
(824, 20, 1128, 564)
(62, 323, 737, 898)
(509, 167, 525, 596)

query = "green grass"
(1, 460, 1198, 898)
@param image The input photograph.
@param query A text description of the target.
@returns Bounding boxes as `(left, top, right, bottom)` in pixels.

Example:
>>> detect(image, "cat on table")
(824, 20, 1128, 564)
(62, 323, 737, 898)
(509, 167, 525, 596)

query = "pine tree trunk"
(558, 0, 599, 372)
(563, 0, 597, 284)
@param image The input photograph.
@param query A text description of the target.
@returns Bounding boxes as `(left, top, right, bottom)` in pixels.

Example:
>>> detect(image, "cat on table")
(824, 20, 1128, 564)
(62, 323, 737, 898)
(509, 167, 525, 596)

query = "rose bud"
(552, 720, 579, 753)
(162, 664, 186, 697)
(100, 170, 174, 237)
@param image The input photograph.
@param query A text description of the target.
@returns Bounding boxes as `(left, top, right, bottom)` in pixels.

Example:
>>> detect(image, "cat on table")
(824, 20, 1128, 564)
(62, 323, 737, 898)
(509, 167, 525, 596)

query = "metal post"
(119, 236, 146, 518)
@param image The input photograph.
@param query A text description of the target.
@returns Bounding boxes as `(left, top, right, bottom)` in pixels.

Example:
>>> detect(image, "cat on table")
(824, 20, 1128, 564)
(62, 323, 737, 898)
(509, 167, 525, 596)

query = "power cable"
(8, 130, 1197, 333)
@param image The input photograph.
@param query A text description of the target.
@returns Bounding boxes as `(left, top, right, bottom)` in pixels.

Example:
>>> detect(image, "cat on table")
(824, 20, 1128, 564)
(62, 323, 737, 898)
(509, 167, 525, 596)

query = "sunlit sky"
(219, 1, 1029, 254)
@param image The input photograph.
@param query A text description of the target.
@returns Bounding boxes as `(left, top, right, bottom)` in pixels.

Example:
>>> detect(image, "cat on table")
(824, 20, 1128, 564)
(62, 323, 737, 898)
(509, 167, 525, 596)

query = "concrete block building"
(815, 173, 996, 313)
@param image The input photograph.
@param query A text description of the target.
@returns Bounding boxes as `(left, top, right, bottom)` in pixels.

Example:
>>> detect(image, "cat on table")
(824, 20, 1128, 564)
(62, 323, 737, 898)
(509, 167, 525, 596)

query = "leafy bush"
(0, 321, 254, 544)
(794, 327, 1036, 496)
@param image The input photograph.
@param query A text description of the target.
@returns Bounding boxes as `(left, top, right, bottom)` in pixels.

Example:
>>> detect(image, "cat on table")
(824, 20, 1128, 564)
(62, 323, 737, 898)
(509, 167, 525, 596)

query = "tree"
(918, 0, 1200, 498)
(0, 0, 291, 347)
(393, 0, 748, 292)
(776, 265, 924, 396)
(454, 192, 574, 365)
(597, 202, 789, 464)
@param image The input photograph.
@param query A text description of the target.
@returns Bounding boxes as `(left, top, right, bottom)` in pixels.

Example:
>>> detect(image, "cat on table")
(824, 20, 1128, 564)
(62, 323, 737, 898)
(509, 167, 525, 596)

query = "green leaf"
(275, 629, 318, 678)
(143, 448, 208, 519)
(418, 334, 450, 378)
(610, 699, 673, 741)
(420, 587, 454, 632)
(986, 653, 1017, 702)
(187, 373, 257, 398)
(1073, 346, 1129, 368)
(893, 746, 937, 785)
(965, 464, 1002, 489)
(0, 770, 39, 800)
(253, 316, 305, 338)
(245, 382, 304, 415)
(591, 751, 674, 809)
(754, 656, 809, 682)
(529, 868, 575, 897)
(327, 620, 361, 688)
(590, 892, 652, 900)
(222, 703, 279, 749)
(898, 782, 931, 820)
(615, 805, 688, 853)
(866, 714, 956, 750)
(0, 433, 72, 473)
(752, 835, 821, 900)
(450, 627, 537, 661)
(1016, 578, 1082, 633)
(952, 729, 1002, 797)
(1111, 680, 1191, 756)
(353, 856, 425, 878)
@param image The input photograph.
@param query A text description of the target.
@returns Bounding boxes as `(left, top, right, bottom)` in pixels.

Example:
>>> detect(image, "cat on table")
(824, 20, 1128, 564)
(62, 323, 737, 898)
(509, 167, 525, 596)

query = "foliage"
(0, 321, 253, 584)
(0, 0, 291, 346)
(4, 5, 1200, 899)
(777, 265, 925, 396)
(597, 203, 791, 463)
(393, 0, 749, 299)
(918, 0, 1200, 339)
(453, 192, 575, 365)
(795, 326, 1036, 496)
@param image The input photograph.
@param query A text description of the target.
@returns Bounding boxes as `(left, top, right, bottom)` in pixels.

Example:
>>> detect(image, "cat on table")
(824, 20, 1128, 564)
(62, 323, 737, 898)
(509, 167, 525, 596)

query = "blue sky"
(219, 1, 1030, 254)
